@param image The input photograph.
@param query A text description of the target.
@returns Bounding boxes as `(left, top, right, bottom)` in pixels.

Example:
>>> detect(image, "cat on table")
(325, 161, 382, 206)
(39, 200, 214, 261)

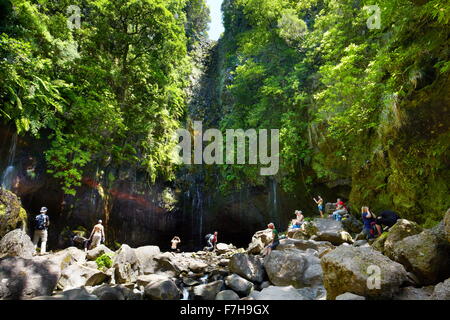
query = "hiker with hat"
(33, 207, 50, 255)
(88, 220, 105, 250)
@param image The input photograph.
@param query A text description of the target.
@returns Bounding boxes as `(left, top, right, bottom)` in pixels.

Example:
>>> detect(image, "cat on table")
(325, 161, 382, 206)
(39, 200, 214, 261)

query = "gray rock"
(0, 229, 34, 259)
(431, 278, 450, 300)
(228, 253, 265, 283)
(86, 245, 113, 261)
(394, 286, 433, 300)
(193, 280, 224, 300)
(134, 245, 160, 274)
(321, 246, 409, 300)
(255, 286, 309, 300)
(144, 279, 180, 300)
(93, 284, 143, 300)
(58, 263, 109, 290)
(390, 229, 450, 285)
(215, 290, 240, 300)
(0, 256, 60, 299)
(225, 273, 254, 296)
(264, 249, 322, 288)
(189, 260, 208, 273)
(136, 274, 170, 287)
(335, 292, 366, 300)
(113, 244, 140, 284)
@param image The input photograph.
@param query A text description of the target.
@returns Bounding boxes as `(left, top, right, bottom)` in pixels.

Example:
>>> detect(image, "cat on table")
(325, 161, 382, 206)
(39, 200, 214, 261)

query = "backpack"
(35, 214, 48, 230)
(204, 234, 212, 242)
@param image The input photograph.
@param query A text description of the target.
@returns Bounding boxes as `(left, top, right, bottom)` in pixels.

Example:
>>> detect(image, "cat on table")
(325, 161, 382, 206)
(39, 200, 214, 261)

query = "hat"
(40, 207, 48, 213)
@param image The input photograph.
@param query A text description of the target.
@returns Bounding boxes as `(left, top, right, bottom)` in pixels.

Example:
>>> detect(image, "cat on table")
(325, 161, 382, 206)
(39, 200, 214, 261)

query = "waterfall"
(1, 133, 18, 190)
(181, 286, 190, 300)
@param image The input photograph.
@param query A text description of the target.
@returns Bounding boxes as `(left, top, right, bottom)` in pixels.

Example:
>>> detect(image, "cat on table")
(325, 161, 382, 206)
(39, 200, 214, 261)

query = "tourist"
(361, 206, 377, 239)
(313, 196, 324, 218)
(295, 210, 305, 225)
(262, 223, 280, 257)
(89, 220, 105, 250)
(171, 236, 181, 252)
(205, 231, 218, 252)
(33, 207, 50, 255)
(375, 210, 400, 236)
(332, 198, 347, 221)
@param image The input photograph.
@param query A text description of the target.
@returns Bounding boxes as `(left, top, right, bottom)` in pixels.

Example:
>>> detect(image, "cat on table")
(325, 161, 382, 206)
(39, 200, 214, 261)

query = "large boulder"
(444, 208, 450, 243)
(189, 260, 208, 273)
(228, 253, 265, 283)
(373, 219, 423, 257)
(92, 284, 143, 300)
(390, 229, 450, 285)
(264, 249, 322, 288)
(193, 280, 224, 300)
(224, 274, 254, 296)
(134, 245, 160, 275)
(153, 252, 182, 276)
(274, 238, 332, 252)
(58, 263, 109, 290)
(144, 279, 180, 300)
(0, 229, 34, 259)
(313, 231, 353, 245)
(321, 246, 409, 300)
(113, 244, 141, 284)
(215, 290, 240, 300)
(36, 247, 86, 271)
(136, 274, 170, 287)
(430, 278, 450, 300)
(254, 285, 309, 300)
(86, 245, 114, 261)
(0, 257, 60, 299)
(246, 229, 273, 254)
(0, 189, 28, 238)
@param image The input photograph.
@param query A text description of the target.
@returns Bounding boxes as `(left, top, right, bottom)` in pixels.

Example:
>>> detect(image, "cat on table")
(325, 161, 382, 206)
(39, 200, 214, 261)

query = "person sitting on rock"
(33, 207, 50, 255)
(89, 220, 105, 250)
(171, 236, 181, 253)
(361, 206, 377, 239)
(262, 223, 280, 257)
(332, 198, 347, 221)
(375, 210, 400, 236)
(313, 196, 324, 218)
(205, 231, 218, 252)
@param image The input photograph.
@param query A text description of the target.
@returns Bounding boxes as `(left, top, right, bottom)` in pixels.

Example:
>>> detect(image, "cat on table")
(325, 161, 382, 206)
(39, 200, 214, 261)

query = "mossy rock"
(0, 189, 28, 238)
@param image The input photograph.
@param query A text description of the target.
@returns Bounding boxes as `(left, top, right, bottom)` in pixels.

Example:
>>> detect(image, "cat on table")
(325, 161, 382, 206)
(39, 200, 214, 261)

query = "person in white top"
(89, 220, 105, 250)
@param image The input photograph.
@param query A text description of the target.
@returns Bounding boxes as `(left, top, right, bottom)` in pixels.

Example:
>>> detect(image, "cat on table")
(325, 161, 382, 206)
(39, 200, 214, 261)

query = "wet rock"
(254, 286, 309, 300)
(193, 280, 224, 300)
(144, 279, 180, 300)
(228, 253, 265, 283)
(224, 274, 254, 296)
(0, 229, 34, 259)
(215, 290, 240, 300)
(0, 256, 60, 299)
(321, 246, 408, 300)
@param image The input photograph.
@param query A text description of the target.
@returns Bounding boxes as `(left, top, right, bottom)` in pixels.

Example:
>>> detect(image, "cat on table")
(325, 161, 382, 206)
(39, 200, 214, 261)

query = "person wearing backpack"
(33, 207, 50, 255)
(205, 231, 218, 252)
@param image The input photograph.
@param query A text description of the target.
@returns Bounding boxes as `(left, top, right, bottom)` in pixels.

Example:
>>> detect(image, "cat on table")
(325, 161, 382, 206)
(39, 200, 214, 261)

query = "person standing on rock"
(262, 223, 280, 257)
(33, 207, 50, 255)
(89, 220, 105, 250)
(171, 236, 181, 252)
(361, 206, 377, 239)
(313, 196, 324, 218)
